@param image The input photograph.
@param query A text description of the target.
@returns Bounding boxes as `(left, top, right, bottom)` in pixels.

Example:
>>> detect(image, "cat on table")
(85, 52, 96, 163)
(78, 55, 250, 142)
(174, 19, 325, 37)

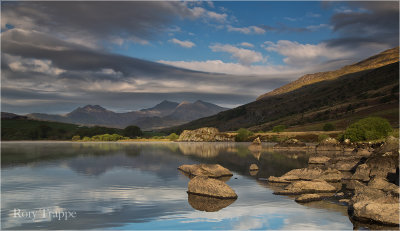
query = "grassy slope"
(257, 47, 399, 100)
(163, 59, 399, 133)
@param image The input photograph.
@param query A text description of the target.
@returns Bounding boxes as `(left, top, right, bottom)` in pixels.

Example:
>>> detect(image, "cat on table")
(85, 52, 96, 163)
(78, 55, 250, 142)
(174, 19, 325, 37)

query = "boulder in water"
(249, 164, 259, 171)
(178, 164, 233, 178)
(187, 176, 238, 199)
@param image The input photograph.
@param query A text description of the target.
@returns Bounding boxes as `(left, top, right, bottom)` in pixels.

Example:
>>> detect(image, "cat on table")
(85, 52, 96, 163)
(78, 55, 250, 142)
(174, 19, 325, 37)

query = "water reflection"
(187, 194, 236, 212)
(1, 142, 354, 230)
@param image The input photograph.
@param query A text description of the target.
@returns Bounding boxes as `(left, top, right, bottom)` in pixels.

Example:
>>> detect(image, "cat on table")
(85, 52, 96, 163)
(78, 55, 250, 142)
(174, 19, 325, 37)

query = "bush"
(318, 134, 330, 142)
(71, 135, 81, 141)
(90, 133, 127, 141)
(167, 133, 179, 141)
(343, 117, 393, 142)
(235, 128, 254, 142)
(272, 125, 286, 133)
(82, 136, 91, 141)
(323, 123, 335, 131)
(123, 125, 143, 138)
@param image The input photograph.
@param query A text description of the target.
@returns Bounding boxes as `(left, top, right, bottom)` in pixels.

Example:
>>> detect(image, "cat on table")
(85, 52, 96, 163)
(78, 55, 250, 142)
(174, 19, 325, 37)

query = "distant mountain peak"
(141, 100, 179, 112)
(177, 101, 191, 107)
(70, 105, 109, 114)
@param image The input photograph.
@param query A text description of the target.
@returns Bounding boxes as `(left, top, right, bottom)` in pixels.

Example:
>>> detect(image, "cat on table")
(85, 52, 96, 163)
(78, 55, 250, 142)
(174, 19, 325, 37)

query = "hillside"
(1, 117, 124, 140)
(27, 100, 228, 130)
(163, 48, 399, 133)
(257, 47, 399, 100)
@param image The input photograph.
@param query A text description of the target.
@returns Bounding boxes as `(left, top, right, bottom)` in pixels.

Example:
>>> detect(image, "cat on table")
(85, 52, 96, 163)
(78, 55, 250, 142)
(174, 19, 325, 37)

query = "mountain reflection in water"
(1, 142, 353, 230)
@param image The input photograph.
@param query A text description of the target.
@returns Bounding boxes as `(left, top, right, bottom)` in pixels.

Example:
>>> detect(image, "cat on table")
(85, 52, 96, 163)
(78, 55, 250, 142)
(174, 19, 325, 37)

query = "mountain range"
(164, 47, 399, 133)
(27, 100, 228, 130)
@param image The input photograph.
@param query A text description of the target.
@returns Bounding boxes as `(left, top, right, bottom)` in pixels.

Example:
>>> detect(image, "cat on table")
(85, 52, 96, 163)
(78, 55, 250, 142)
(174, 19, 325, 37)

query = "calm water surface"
(1, 142, 353, 230)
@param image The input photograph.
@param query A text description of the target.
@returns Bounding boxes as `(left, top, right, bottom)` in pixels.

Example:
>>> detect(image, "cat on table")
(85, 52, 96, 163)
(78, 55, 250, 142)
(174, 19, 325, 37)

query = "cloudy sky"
(1, 1, 399, 114)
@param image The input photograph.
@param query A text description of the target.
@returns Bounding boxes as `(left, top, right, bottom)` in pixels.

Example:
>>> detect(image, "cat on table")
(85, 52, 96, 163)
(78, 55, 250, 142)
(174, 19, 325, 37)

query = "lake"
(1, 142, 354, 230)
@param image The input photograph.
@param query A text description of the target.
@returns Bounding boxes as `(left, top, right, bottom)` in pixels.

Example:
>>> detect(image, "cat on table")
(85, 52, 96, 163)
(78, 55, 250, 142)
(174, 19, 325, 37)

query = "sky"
(1, 1, 399, 114)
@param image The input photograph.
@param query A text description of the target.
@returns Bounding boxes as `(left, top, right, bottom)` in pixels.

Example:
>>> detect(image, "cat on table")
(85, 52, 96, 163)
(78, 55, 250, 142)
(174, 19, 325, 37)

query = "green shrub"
(82, 136, 91, 141)
(272, 125, 286, 133)
(123, 125, 143, 138)
(235, 128, 254, 142)
(318, 134, 329, 142)
(323, 123, 335, 131)
(343, 117, 393, 142)
(71, 135, 81, 141)
(167, 133, 179, 141)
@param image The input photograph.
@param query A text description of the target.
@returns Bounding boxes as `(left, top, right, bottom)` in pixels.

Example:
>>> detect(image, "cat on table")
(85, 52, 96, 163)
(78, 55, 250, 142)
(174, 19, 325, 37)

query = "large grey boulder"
(351, 164, 371, 182)
(350, 181, 399, 226)
(187, 176, 237, 199)
(178, 164, 233, 178)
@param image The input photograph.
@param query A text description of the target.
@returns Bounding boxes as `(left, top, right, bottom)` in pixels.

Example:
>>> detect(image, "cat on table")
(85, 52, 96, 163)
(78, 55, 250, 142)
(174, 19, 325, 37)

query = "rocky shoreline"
(268, 136, 399, 228)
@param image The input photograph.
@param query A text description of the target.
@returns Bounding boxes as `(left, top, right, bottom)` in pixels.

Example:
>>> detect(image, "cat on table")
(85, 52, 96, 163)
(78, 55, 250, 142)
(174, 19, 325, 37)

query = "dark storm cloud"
(1, 1, 196, 44)
(327, 1, 399, 49)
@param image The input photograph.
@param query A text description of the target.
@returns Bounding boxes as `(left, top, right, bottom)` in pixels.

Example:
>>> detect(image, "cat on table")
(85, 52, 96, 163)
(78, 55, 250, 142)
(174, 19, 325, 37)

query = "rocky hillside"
(27, 100, 228, 130)
(257, 47, 399, 100)
(164, 48, 399, 133)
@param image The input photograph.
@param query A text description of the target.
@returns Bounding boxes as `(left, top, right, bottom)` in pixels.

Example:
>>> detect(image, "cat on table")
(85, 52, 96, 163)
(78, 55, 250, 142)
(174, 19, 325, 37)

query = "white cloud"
(158, 60, 299, 76)
(8, 57, 66, 76)
(169, 38, 196, 48)
(239, 42, 254, 48)
(188, 6, 227, 23)
(209, 43, 265, 65)
(263, 40, 354, 66)
(207, 11, 228, 22)
(227, 25, 266, 34)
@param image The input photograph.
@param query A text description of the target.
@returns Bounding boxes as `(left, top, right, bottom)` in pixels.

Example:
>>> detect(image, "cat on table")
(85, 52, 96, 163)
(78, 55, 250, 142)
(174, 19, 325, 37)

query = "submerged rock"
(274, 179, 337, 195)
(188, 194, 236, 212)
(178, 164, 233, 178)
(268, 168, 323, 182)
(187, 176, 237, 199)
(308, 156, 331, 165)
(295, 193, 324, 203)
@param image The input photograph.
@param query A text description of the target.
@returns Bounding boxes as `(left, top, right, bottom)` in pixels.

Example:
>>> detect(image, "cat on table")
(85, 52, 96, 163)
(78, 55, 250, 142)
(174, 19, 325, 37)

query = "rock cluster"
(179, 164, 238, 211)
(268, 136, 399, 227)
(178, 127, 235, 142)
(274, 138, 306, 148)
(316, 138, 342, 151)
